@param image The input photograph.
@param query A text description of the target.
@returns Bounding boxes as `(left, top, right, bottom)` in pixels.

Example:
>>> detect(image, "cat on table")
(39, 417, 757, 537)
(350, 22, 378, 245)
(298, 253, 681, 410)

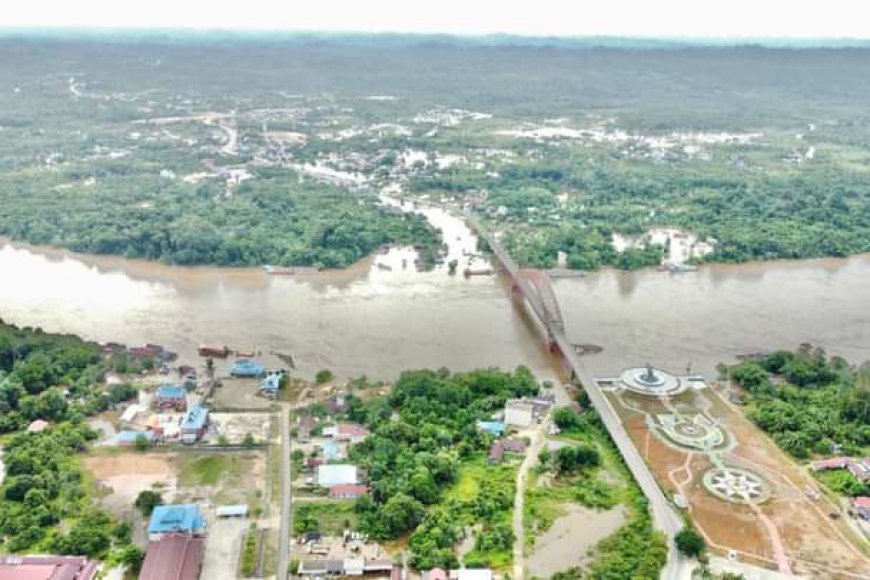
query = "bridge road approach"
(469, 215, 692, 579)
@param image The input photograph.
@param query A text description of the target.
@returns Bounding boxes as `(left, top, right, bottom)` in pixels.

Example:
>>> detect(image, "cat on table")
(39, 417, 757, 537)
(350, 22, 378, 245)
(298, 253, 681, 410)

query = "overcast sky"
(3, 0, 869, 38)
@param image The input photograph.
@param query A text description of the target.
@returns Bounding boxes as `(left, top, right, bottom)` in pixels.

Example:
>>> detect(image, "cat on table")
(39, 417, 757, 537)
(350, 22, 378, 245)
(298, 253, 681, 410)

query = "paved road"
(553, 333, 693, 580)
(277, 403, 292, 579)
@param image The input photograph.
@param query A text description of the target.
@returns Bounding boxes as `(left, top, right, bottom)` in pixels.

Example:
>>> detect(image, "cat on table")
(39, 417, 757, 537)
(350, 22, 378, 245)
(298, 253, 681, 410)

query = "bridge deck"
(469, 213, 686, 578)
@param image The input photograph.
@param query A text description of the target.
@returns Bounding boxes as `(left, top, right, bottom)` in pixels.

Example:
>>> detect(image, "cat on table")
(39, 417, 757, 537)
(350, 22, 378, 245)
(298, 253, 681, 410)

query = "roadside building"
(0, 556, 98, 580)
(851, 497, 870, 520)
(450, 569, 493, 580)
(502, 438, 527, 454)
(812, 457, 870, 483)
(316, 464, 358, 487)
(423, 569, 448, 580)
(216, 504, 248, 518)
(321, 439, 345, 461)
(113, 430, 157, 447)
(326, 394, 347, 414)
(811, 457, 850, 472)
(261, 372, 282, 397)
(329, 484, 369, 499)
(298, 417, 316, 443)
(505, 397, 553, 428)
(139, 533, 205, 580)
(298, 559, 344, 577)
(230, 359, 265, 377)
(181, 405, 209, 444)
(343, 558, 365, 576)
(504, 400, 536, 428)
(148, 504, 206, 540)
(847, 458, 870, 483)
(488, 442, 504, 464)
(198, 343, 229, 358)
(322, 423, 371, 443)
(155, 385, 187, 411)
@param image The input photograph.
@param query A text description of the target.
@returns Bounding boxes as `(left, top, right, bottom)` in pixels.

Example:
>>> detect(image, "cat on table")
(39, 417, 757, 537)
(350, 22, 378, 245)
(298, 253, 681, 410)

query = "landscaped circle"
(702, 467, 770, 504)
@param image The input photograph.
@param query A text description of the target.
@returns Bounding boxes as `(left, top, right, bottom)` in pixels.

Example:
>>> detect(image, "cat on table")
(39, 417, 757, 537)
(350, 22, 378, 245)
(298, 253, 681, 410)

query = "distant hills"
(1, 28, 869, 49)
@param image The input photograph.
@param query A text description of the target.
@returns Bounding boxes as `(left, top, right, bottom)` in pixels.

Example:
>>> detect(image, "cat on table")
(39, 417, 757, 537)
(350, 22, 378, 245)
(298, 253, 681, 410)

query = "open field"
(605, 384, 870, 577)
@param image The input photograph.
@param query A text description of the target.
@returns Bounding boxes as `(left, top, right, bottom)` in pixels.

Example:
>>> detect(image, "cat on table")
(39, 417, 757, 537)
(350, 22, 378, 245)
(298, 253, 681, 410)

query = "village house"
(180, 405, 209, 444)
(298, 417, 316, 443)
(504, 396, 554, 428)
(812, 457, 870, 483)
(850, 497, 870, 521)
(0, 556, 98, 580)
(323, 423, 371, 444)
(155, 384, 187, 411)
(316, 464, 358, 487)
(147, 504, 206, 540)
(231, 359, 265, 377)
(139, 533, 205, 580)
(329, 484, 369, 500)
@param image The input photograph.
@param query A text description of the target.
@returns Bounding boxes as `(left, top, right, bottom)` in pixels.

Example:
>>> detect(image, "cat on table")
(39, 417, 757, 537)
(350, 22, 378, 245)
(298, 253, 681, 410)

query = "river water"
(1, 204, 868, 381)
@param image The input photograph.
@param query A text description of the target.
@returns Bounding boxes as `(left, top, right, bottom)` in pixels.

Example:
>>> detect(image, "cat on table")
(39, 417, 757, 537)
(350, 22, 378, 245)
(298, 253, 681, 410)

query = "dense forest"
(0, 168, 439, 268)
(2, 35, 870, 269)
(0, 319, 139, 563)
(728, 347, 870, 464)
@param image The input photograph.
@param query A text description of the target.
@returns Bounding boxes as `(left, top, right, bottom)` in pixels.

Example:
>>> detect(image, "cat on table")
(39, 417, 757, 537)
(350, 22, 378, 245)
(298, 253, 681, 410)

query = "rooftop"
(0, 556, 98, 580)
(156, 385, 186, 399)
(139, 533, 205, 580)
(147, 504, 205, 535)
(181, 406, 208, 430)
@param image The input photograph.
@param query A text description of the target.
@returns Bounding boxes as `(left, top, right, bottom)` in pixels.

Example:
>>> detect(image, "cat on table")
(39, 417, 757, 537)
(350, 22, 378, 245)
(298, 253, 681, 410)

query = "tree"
(315, 369, 334, 385)
(134, 490, 163, 517)
(243, 432, 256, 449)
(118, 545, 144, 574)
(554, 407, 581, 430)
(555, 445, 600, 474)
(133, 434, 150, 452)
(675, 528, 706, 558)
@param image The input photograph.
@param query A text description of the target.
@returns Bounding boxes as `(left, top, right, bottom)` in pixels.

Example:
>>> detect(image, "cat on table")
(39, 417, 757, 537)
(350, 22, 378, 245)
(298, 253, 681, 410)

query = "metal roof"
(156, 385, 186, 399)
(181, 406, 208, 430)
(139, 533, 205, 580)
(216, 504, 248, 517)
(147, 504, 205, 535)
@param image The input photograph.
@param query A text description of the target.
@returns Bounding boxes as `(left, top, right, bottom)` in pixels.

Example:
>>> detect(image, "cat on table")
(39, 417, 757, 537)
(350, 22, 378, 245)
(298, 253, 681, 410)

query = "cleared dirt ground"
(605, 386, 870, 577)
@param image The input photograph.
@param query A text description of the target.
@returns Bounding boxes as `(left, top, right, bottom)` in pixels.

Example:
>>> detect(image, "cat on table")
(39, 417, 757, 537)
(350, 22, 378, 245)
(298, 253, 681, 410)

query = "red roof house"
(329, 484, 369, 500)
(139, 533, 206, 580)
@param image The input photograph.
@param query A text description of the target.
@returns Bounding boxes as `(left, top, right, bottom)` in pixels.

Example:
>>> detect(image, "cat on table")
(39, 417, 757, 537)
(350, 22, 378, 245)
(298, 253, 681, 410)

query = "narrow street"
(277, 403, 292, 579)
(512, 420, 549, 579)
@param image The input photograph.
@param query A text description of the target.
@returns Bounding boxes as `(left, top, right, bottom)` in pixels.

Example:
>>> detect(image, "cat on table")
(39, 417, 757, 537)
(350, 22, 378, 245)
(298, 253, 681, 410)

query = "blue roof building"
(231, 360, 264, 377)
(181, 405, 209, 444)
(262, 374, 281, 393)
(147, 504, 206, 537)
(321, 439, 344, 461)
(156, 385, 186, 399)
(477, 421, 505, 437)
(113, 430, 156, 446)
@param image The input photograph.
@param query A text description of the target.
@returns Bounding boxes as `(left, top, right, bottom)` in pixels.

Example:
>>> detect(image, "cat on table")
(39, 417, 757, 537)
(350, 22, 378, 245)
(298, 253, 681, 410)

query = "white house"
(505, 400, 536, 428)
(316, 464, 358, 487)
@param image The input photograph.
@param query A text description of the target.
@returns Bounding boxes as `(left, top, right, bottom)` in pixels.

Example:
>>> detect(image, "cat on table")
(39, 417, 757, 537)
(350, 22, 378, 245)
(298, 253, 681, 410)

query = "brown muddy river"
(1, 204, 868, 380)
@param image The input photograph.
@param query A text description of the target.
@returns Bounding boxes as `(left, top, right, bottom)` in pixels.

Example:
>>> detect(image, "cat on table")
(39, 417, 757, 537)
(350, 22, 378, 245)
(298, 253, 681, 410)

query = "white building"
(450, 569, 493, 580)
(316, 464, 358, 487)
(505, 400, 536, 428)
